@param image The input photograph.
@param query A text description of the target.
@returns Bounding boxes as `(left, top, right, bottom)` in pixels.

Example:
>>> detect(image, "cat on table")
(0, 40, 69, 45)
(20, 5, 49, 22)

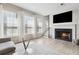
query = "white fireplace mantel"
(49, 9, 79, 43)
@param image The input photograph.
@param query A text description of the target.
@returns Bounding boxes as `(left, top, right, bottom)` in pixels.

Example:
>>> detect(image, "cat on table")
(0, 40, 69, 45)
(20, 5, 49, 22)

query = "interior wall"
(49, 9, 79, 43)
(0, 3, 48, 38)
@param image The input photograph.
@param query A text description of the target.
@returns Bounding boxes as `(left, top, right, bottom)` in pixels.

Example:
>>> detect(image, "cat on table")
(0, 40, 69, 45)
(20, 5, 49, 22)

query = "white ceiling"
(12, 3, 79, 16)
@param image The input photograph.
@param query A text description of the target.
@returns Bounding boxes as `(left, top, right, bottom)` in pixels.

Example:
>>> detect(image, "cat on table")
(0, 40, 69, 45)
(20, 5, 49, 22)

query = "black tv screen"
(53, 11, 72, 23)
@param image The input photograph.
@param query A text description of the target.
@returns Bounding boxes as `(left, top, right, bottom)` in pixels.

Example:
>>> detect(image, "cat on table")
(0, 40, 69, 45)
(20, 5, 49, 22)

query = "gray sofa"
(0, 38, 16, 55)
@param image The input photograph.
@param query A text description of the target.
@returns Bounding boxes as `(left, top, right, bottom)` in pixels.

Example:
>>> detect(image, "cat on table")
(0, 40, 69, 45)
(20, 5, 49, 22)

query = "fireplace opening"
(55, 29, 72, 42)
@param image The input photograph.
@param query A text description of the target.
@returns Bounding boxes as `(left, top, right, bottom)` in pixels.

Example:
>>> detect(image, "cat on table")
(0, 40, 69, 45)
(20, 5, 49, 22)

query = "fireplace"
(55, 29, 72, 42)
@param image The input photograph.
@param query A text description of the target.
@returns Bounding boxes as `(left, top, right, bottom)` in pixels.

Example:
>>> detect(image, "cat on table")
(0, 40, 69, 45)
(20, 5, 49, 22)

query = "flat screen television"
(53, 11, 72, 23)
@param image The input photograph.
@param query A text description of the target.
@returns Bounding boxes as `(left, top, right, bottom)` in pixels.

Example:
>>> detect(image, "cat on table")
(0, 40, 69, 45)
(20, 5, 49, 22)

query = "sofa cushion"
(0, 41, 15, 55)
(0, 38, 11, 43)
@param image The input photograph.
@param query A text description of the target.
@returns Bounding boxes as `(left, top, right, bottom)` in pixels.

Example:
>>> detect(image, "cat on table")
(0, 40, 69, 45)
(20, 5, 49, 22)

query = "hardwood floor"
(13, 37, 79, 55)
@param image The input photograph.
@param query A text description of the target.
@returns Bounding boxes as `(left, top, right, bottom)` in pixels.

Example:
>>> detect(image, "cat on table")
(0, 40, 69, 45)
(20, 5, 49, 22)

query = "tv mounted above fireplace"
(53, 11, 72, 23)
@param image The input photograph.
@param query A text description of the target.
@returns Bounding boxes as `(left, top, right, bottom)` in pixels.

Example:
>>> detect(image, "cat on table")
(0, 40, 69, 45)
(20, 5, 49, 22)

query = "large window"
(0, 10, 46, 39)
(37, 18, 43, 34)
(23, 16, 35, 35)
(4, 11, 18, 37)
(0, 11, 4, 37)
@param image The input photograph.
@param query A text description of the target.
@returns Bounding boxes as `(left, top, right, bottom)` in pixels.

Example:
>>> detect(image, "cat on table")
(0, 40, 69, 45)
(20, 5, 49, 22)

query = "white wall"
(49, 9, 79, 43)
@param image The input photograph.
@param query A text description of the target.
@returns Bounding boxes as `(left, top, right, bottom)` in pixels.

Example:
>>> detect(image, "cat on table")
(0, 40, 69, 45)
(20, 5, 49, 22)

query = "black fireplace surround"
(55, 29, 72, 42)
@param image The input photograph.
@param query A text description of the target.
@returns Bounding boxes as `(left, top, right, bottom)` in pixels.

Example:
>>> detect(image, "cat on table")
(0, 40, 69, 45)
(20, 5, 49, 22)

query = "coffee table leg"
(23, 39, 30, 51)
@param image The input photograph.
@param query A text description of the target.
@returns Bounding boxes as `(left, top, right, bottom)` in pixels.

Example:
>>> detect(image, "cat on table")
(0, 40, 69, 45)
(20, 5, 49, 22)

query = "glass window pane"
(23, 16, 35, 34)
(37, 18, 43, 34)
(4, 11, 18, 37)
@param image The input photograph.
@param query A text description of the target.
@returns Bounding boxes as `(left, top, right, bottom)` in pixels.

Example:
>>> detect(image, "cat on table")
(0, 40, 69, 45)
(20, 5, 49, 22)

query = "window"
(23, 16, 35, 35)
(0, 11, 4, 37)
(37, 18, 43, 34)
(4, 11, 18, 37)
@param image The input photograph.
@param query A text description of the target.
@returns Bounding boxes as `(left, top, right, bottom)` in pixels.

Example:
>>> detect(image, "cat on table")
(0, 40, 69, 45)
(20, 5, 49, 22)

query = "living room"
(0, 3, 79, 55)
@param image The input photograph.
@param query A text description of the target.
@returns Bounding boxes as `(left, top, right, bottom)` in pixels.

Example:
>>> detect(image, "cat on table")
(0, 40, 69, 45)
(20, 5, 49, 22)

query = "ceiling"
(12, 3, 79, 16)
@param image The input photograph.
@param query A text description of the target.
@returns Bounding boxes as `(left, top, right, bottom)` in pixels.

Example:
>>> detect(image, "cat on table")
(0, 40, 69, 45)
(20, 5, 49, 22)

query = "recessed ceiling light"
(60, 3, 64, 6)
